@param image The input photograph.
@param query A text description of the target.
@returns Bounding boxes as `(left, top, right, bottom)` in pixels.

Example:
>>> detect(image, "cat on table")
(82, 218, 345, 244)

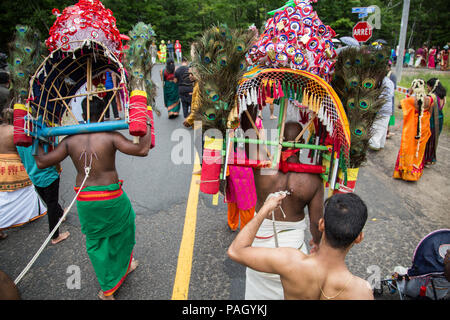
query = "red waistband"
(74, 180, 124, 202)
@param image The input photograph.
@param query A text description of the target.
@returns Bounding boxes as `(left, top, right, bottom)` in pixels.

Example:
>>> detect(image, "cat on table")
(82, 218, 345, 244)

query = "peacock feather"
(124, 22, 160, 115)
(8, 25, 43, 104)
(191, 24, 255, 133)
(332, 46, 389, 168)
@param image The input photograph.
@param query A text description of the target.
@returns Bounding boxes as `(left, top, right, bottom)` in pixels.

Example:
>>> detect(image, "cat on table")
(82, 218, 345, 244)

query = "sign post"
(352, 21, 373, 43)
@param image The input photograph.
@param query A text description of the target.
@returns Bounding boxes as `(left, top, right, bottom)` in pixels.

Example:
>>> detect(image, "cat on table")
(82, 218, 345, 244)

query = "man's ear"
(354, 232, 364, 245)
(318, 218, 325, 233)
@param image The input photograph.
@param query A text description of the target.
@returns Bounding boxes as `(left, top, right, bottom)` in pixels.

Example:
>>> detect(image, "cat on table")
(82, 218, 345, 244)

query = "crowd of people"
(152, 39, 183, 64)
(390, 43, 449, 71)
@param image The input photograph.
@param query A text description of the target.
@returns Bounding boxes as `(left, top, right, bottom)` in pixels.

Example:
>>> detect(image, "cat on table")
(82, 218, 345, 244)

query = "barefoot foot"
(127, 258, 139, 276)
(51, 231, 70, 245)
(98, 291, 115, 300)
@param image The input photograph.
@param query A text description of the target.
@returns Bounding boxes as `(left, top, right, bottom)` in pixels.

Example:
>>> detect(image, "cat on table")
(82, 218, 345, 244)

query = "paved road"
(1, 64, 449, 301)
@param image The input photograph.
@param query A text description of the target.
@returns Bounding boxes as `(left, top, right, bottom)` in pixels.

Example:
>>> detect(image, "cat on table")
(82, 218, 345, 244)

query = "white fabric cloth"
(0, 185, 47, 229)
(245, 218, 308, 300)
(369, 114, 391, 149)
(379, 77, 395, 116)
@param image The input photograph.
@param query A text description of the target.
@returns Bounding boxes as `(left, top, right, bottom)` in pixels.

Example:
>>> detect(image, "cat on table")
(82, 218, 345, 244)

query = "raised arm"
(112, 125, 151, 157)
(228, 193, 302, 274)
(34, 138, 69, 169)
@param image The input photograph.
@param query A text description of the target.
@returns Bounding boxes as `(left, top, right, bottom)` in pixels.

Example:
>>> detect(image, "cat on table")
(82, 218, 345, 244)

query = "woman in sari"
(428, 47, 437, 69)
(424, 78, 446, 165)
(160, 58, 180, 119)
(393, 79, 433, 182)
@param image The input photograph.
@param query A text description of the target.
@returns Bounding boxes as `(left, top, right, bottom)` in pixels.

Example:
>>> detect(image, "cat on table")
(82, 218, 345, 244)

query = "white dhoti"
(245, 218, 308, 300)
(369, 114, 391, 149)
(0, 185, 47, 230)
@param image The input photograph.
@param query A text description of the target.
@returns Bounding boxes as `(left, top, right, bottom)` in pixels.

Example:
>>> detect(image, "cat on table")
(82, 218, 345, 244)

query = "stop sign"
(352, 21, 373, 43)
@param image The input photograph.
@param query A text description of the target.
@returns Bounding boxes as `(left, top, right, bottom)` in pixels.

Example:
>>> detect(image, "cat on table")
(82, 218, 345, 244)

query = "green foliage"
(0, 1, 448, 58)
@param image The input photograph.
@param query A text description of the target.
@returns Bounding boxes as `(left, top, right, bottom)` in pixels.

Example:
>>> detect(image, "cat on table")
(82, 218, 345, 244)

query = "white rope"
(14, 165, 91, 285)
(266, 190, 290, 248)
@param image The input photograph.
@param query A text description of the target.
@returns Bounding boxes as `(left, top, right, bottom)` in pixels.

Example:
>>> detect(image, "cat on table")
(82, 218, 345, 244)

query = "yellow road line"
(171, 152, 201, 300)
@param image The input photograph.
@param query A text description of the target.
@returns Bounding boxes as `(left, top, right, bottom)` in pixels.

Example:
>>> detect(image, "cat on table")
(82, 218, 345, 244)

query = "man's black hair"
(81, 96, 105, 122)
(323, 193, 368, 249)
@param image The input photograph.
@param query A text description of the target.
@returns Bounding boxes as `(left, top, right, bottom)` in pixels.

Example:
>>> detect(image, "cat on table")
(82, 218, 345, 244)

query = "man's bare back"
(280, 250, 373, 300)
(0, 125, 18, 154)
(35, 130, 151, 187)
(63, 132, 121, 187)
(251, 121, 325, 246)
(254, 169, 323, 222)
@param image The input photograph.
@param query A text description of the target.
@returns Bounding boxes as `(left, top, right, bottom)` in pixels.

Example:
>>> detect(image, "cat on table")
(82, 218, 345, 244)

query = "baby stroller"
(376, 229, 450, 300)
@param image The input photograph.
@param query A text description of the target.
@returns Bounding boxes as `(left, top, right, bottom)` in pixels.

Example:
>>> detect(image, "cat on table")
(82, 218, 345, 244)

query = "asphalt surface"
(1, 64, 449, 302)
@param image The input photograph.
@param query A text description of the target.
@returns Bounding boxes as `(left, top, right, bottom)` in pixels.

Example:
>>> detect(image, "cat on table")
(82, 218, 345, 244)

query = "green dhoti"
(75, 181, 135, 296)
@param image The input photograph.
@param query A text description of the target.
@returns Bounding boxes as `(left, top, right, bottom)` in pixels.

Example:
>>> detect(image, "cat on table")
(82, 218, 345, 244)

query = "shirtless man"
(0, 108, 47, 240)
(240, 118, 324, 299)
(34, 96, 152, 299)
(228, 192, 374, 300)
(253, 121, 324, 249)
(0, 109, 16, 240)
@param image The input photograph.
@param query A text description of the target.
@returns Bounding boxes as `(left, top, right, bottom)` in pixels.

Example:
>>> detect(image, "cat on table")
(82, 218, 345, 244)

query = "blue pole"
(37, 120, 129, 138)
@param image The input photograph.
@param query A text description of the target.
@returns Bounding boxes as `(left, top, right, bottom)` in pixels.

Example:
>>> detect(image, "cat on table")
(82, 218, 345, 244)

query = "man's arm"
(228, 194, 302, 274)
(308, 182, 324, 252)
(113, 125, 152, 157)
(34, 139, 70, 169)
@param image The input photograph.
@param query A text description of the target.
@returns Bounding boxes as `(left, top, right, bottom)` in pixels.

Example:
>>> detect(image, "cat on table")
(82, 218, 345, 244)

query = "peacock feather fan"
(8, 25, 43, 104)
(191, 24, 255, 133)
(331, 46, 389, 168)
(124, 22, 160, 115)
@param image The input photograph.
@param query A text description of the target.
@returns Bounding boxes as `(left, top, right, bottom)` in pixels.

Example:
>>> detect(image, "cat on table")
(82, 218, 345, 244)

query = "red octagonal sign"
(352, 21, 373, 43)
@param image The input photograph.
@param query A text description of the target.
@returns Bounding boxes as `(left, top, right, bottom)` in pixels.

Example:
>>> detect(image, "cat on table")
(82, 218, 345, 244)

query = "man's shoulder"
(348, 276, 374, 300)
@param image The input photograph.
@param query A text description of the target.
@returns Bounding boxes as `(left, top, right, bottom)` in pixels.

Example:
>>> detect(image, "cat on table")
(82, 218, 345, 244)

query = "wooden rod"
(294, 113, 317, 142)
(98, 90, 118, 122)
(244, 110, 272, 160)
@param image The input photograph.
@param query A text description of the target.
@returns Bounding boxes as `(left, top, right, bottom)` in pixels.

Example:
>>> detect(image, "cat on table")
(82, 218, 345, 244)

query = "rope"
(265, 190, 290, 248)
(14, 165, 92, 286)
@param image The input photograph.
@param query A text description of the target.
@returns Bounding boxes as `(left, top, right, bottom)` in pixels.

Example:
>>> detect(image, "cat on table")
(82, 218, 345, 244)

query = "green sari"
(162, 68, 180, 115)
(75, 181, 135, 296)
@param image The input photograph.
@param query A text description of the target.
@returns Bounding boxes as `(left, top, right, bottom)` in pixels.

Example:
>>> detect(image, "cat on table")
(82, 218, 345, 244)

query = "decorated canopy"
(46, 0, 123, 59)
(248, 0, 337, 83)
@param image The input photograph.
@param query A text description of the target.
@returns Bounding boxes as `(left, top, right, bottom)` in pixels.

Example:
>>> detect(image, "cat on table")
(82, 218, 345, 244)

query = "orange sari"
(393, 97, 431, 181)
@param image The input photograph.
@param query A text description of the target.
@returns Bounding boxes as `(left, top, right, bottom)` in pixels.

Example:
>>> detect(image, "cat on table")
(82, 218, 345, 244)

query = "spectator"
(104, 71, 120, 120)
(175, 40, 182, 64)
(228, 193, 374, 300)
(174, 57, 194, 118)
(386, 63, 397, 139)
(369, 75, 395, 150)
(167, 40, 175, 61)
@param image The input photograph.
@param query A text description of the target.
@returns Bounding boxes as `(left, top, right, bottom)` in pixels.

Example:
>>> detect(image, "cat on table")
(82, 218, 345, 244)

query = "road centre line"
(171, 152, 201, 300)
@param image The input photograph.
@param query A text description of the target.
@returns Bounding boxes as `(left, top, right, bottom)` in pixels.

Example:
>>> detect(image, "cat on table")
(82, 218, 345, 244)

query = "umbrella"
(339, 36, 360, 47)
(375, 39, 387, 44)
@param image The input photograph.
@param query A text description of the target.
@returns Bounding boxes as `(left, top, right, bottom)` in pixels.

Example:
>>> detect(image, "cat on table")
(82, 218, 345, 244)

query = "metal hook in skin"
(79, 151, 98, 175)
(266, 190, 291, 248)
